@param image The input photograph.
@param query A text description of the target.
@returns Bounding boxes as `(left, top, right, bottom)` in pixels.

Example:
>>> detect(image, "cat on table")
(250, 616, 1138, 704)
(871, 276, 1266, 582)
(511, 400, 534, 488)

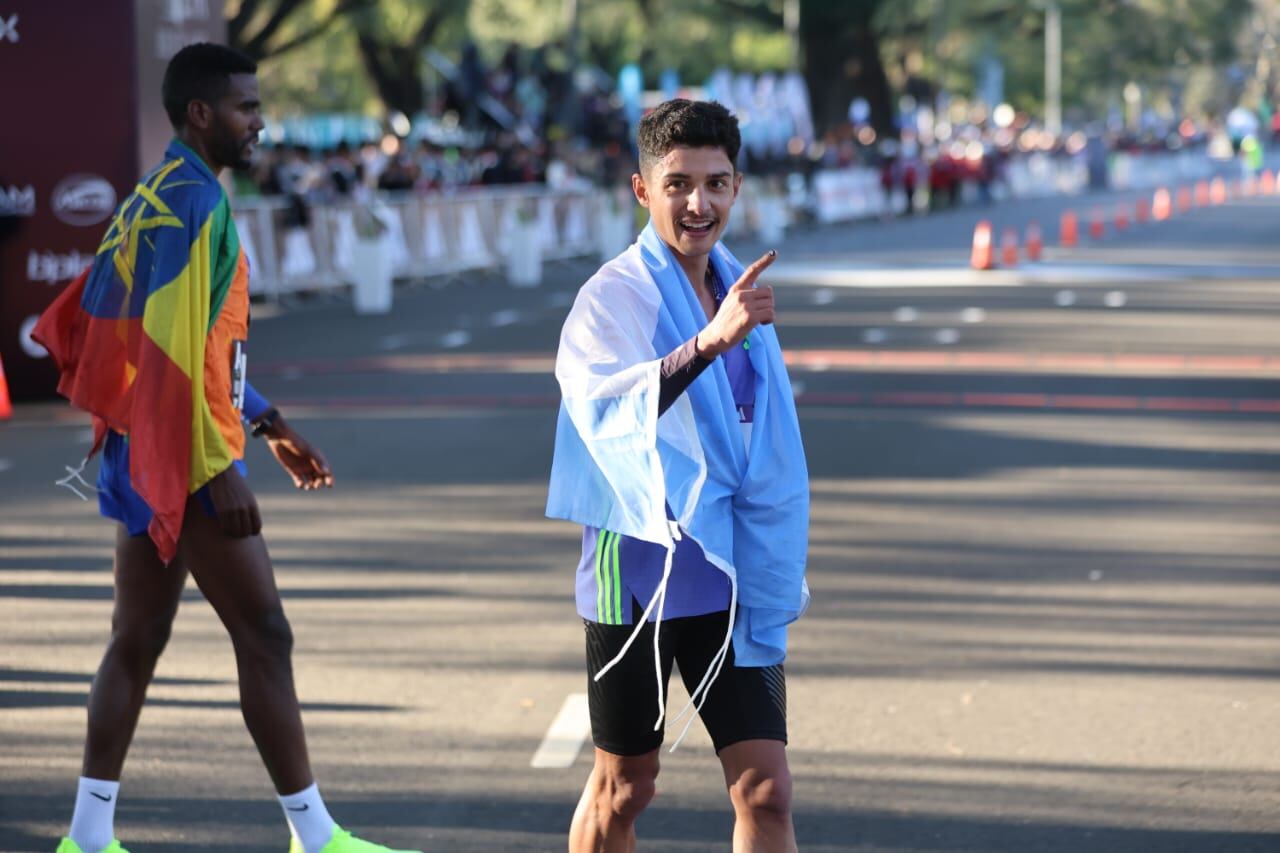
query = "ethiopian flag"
(34, 139, 251, 563)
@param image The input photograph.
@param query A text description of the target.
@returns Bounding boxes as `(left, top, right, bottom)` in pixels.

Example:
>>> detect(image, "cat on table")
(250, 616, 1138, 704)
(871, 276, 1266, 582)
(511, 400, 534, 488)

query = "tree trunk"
(799, 0, 893, 138)
(356, 34, 425, 117)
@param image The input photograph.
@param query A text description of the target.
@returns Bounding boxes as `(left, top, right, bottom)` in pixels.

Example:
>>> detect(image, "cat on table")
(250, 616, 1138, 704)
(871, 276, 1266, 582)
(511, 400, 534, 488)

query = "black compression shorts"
(584, 604, 787, 756)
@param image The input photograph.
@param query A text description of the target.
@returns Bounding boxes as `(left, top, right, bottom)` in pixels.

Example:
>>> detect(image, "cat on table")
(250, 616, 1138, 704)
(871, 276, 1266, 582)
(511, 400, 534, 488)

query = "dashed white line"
(378, 334, 414, 351)
(935, 328, 961, 345)
(1104, 291, 1128, 308)
(811, 288, 836, 305)
(960, 307, 986, 324)
(490, 309, 521, 327)
(862, 328, 888, 344)
(1054, 290, 1077, 307)
(531, 693, 591, 769)
(440, 330, 472, 349)
(892, 307, 918, 323)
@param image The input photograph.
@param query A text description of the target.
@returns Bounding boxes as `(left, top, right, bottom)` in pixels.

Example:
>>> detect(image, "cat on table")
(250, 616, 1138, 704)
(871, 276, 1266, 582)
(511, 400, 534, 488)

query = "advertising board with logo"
(0, 0, 224, 400)
(0, 2, 136, 399)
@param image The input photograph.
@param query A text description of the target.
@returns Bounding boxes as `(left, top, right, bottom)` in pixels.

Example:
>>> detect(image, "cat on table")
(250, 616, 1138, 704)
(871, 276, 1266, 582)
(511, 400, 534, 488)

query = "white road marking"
(378, 334, 414, 351)
(862, 328, 888, 344)
(440, 330, 472, 349)
(1054, 290, 1077, 307)
(811, 288, 836, 305)
(490, 309, 521, 327)
(0, 459, 11, 473)
(892, 307, 918, 323)
(531, 693, 591, 769)
(769, 260, 1272, 289)
(1104, 291, 1128, 308)
(960, 307, 986, 324)
(935, 328, 961, 345)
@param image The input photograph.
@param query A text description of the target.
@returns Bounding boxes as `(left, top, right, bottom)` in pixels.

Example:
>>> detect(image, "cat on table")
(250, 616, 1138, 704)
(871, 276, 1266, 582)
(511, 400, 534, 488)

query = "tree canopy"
(231, 0, 1263, 135)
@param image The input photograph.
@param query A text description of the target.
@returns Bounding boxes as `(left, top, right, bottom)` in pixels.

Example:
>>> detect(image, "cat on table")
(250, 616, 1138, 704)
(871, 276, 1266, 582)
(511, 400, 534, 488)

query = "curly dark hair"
(637, 99, 741, 175)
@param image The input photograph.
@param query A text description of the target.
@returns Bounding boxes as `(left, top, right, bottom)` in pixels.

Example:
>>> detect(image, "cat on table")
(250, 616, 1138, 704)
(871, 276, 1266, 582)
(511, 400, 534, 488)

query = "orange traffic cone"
(971, 220, 996, 270)
(1135, 197, 1150, 223)
(1089, 208, 1105, 240)
(1000, 226, 1019, 267)
(1194, 180, 1209, 206)
(0, 353, 11, 421)
(1115, 204, 1130, 231)
(1176, 186, 1191, 213)
(1261, 169, 1276, 194)
(1210, 177, 1226, 205)
(1025, 221, 1044, 261)
(1153, 188, 1172, 221)
(1059, 210, 1079, 248)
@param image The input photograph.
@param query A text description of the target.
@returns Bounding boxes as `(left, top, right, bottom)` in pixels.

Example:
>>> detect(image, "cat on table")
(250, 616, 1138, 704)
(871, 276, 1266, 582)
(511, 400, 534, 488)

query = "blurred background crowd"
(228, 0, 1280, 213)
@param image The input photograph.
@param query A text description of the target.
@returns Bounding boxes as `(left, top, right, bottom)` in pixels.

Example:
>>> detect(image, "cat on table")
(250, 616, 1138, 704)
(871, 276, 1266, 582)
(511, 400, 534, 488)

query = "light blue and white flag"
(547, 222, 810, 743)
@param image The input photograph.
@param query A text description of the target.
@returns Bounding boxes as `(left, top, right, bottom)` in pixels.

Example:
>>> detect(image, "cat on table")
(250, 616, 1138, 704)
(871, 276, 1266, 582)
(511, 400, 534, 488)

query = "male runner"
(547, 99, 810, 852)
(33, 43, 418, 853)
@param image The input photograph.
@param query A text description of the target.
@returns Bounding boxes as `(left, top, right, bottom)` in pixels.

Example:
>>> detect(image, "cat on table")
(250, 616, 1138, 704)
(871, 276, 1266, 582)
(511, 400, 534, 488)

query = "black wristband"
(251, 407, 280, 438)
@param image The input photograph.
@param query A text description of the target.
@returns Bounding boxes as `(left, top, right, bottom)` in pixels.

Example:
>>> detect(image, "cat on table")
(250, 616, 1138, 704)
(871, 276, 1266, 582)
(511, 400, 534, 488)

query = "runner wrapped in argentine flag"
(546, 219, 810, 743)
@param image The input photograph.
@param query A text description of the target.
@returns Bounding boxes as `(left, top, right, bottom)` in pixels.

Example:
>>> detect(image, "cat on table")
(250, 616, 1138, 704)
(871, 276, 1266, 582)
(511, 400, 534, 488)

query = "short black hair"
(162, 42, 257, 129)
(637, 99, 741, 175)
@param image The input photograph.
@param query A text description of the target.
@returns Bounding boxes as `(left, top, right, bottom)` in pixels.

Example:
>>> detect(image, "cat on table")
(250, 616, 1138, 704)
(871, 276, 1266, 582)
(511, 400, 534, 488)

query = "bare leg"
(81, 526, 189, 780)
(720, 739, 797, 853)
(568, 748, 660, 853)
(177, 498, 312, 794)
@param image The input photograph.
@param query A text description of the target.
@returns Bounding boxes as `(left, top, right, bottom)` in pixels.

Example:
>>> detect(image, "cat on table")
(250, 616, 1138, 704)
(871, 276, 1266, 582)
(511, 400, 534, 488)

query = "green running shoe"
(288, 827, 421, 853)
(56, 841, 129, 853)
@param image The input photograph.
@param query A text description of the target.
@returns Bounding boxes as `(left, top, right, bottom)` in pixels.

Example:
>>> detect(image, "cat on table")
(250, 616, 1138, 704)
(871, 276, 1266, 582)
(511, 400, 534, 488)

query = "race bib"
(231, 340, 247, 410)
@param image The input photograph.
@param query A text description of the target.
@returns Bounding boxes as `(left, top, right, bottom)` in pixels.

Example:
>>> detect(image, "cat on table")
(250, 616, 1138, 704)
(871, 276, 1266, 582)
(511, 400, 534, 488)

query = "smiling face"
(633, 145, 742, 262)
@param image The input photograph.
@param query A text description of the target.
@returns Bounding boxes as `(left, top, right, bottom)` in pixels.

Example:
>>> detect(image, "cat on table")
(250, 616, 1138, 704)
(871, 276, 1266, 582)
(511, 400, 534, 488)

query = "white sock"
(277, 782, 338, 853)
(69, 776, 119, 853)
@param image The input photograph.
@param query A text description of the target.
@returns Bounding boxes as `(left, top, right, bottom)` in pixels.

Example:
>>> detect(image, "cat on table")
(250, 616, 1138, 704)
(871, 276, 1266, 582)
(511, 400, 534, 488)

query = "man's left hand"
(261, 413, 334, 490)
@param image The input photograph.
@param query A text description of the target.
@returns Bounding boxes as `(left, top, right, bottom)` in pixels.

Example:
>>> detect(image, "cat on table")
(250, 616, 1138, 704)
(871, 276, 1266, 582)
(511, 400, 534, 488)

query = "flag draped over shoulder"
(547, 222, 811, 669)
(33, 140, 250, 563)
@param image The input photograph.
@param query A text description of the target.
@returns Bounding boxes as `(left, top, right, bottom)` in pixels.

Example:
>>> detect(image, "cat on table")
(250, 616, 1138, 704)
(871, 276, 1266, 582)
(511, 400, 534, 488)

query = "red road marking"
(270, 392, 1279, 417)
(255, 349, 1280, 377)
(961, 393, 1051, 408)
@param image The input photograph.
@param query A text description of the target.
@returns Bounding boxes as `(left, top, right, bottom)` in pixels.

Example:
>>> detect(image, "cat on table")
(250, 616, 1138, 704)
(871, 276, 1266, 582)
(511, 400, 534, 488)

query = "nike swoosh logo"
(287, 804, 309, 812)
(89, 792, 113, 802)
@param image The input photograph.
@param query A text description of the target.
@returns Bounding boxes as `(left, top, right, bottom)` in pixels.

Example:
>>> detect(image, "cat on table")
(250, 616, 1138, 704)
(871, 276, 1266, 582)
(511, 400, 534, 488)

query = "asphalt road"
(2, 183, 1278, 852)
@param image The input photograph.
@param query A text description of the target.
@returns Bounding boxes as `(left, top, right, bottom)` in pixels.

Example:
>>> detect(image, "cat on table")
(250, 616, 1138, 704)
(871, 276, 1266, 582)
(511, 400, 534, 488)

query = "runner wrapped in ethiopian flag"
(34, 138, 251, 564)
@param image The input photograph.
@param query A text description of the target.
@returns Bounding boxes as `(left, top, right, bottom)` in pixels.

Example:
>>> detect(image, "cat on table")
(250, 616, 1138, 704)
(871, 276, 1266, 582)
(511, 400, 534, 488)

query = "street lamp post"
(1045, 0, 1062, 137)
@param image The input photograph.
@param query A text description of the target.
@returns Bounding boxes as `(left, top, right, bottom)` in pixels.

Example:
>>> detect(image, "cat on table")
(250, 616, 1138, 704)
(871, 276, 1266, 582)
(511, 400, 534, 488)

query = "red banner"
(0, 0, 224, 401)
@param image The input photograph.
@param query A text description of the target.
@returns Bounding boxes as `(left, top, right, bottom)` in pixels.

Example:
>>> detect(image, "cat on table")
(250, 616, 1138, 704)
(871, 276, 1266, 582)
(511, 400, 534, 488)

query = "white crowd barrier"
(812, 168, 889, 224)
(233, 150, 1221, 299)
(234, 185, 617, 299)
(808, 150, 1219, 224)
(1107, 150, 1214, 189)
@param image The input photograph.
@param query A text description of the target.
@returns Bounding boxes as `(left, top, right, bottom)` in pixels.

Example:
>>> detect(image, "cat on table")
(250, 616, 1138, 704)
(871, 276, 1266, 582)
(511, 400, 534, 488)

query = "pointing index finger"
(730, 249, 777, 291)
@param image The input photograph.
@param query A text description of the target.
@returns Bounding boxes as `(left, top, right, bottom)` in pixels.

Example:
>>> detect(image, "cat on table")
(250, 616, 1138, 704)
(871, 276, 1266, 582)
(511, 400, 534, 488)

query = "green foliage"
(239, 0, 1259, 127)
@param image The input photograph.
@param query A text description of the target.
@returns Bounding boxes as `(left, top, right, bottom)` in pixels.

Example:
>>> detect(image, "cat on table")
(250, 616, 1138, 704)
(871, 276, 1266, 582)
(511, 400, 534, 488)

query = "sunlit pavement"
(2, 188, 1278, 852)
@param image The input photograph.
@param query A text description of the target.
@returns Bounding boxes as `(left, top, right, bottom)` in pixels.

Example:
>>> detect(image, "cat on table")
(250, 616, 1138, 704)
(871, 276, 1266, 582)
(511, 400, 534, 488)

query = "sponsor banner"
(0, 2, 223, 400)
(0, 1, 137, 400)
(51, 174, 117, 226)
(0, 184, 35, 216)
